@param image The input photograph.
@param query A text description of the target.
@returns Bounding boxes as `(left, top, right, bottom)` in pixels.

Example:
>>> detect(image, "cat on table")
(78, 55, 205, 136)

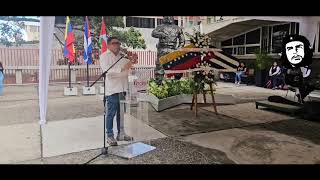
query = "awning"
(206, 19, 286, 41)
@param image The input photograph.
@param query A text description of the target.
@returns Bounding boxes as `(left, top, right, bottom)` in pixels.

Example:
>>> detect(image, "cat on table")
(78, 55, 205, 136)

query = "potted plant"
(254, 49, 272, 87)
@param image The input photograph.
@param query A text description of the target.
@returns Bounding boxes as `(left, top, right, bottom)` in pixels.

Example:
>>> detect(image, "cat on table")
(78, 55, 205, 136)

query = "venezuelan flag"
(64, 16, 75, 62)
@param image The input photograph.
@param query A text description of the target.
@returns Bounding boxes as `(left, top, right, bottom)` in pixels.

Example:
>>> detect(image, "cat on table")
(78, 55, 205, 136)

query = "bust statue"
(152, 16, 185, 78)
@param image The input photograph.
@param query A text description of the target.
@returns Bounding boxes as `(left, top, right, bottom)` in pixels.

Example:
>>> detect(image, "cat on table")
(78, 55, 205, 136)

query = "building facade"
(23, 21, 40, 42)
(201, 16, 320, 60)
(123, 16, 204, 51)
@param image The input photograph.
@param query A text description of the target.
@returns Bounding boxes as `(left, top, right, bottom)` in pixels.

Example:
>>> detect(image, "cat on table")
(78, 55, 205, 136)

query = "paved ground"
(183, 119, 320, 164)
(19, 137, 235, 164)
(0, 84, 104, 126)
(1, 82, 319, 164)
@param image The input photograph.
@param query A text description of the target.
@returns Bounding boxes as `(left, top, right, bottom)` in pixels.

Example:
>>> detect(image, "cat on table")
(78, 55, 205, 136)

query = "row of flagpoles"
(64, 16, 108, 64)
(39, 16, 109, 125)
(63, 16, 108, 88)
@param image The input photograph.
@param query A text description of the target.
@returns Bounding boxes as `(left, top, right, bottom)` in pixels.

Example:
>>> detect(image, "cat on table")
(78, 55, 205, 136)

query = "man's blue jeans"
(106, 92, 126, 137)
(235, 71, 244, 82)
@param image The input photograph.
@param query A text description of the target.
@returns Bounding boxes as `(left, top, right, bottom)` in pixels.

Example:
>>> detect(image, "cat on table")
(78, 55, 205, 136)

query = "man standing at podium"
(99, 36, 137, 146)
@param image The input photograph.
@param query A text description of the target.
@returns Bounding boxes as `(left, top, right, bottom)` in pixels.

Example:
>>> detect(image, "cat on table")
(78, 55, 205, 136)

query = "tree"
(0, 16, 28, 47)
(55, 16, 146, 50)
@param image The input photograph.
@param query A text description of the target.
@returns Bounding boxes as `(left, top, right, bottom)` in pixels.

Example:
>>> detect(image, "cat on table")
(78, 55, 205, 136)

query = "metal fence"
(3, 66, 155, 85)
(0, 48, 156, 67)
(1, 48, 157, 85)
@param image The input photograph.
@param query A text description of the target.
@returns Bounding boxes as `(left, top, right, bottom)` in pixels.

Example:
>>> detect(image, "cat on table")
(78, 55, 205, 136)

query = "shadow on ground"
(130, 104, 252, 137)
(245, 119, 320, 145)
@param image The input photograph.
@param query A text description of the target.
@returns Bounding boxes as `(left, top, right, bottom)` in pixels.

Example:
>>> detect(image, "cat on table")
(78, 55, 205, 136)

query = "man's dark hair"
(281, 34, 313, 68)
(107, 36, 119, 44)
(238, 61, 245, 66)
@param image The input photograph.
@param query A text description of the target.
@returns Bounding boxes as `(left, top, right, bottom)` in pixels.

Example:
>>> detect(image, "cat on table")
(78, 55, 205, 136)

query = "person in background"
(234, 62, 247, 85)
(269, 61, 282, 90)
(0, 62, 4, 95)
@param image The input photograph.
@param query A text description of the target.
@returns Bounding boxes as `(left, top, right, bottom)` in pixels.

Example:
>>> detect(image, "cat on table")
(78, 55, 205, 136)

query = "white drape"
(39, 16, 55, 125)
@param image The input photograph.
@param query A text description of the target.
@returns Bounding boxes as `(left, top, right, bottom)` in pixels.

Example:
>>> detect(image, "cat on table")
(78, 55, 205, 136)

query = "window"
(221, 28, 262, 55)
(237, 47, 245, 55)
(207, 17, 211, 24)
(157, 19, 163, 26)
(55, 16, 65, 24)
(157, 19, 178, 26)
(233, 34, 245, 45)
(261, 27, 269, 53)
(29, 26, 39, 32)
(126, 17, 155, 28)
(246, 46, 260, 54)
(289, 22, 300, 34)
(268, 26, 272, 52)
(245, 29, 260, 44)
(319, 24, 320, 52)
(290, 22, 295, 34)
(233, 47, 237, 54)
(271, 24, 290, 53)
(221, 38, 232, 46)
(222, 48, 233, 55)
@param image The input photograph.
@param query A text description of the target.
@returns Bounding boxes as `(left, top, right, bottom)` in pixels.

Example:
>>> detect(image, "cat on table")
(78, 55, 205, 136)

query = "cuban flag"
(83, 16, 93, 64)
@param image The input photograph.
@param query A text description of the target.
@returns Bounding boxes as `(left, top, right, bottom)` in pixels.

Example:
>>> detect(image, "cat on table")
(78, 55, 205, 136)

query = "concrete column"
(16, 69, 22, 84)
(199, 21, 203, 33)
(123, 16, 126, 27)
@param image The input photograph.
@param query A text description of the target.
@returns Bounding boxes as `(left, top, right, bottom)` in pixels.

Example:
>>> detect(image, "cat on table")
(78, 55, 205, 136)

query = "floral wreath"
(186, 29, 217, 92)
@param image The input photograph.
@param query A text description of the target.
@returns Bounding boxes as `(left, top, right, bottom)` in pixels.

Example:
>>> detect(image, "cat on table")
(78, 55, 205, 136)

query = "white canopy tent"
(39, 16, 55, 125)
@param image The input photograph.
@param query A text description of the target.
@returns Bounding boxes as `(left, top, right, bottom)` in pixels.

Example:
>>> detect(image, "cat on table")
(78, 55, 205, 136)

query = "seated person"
(269, 61, 282, 90)
(234, 62, 247, 85)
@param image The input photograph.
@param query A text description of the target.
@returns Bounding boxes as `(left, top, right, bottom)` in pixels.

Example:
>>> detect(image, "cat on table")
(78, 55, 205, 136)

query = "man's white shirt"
(99, 50, 130, 96)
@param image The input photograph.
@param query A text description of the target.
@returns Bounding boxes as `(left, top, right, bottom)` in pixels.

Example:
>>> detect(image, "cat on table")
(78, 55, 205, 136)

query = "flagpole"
(68, 59, 72, 88)
(86, 62, 89, 87)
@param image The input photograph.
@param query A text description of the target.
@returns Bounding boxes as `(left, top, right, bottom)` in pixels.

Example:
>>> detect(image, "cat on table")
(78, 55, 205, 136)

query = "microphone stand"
(84, 54, 125, 164)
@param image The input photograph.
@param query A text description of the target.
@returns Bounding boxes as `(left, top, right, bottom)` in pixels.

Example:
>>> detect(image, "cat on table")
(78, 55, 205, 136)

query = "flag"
(83, 16, 93, 64)
(99, 16, 108, 54)
(64, 16, 75, 62)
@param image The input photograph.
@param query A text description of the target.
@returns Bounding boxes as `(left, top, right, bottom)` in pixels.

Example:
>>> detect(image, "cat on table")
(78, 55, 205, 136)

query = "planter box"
(146, 92, 236, 112)
(180, 94, 193, 103)
(180, 93, 236, 104)
(147, 93, 184, 112)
